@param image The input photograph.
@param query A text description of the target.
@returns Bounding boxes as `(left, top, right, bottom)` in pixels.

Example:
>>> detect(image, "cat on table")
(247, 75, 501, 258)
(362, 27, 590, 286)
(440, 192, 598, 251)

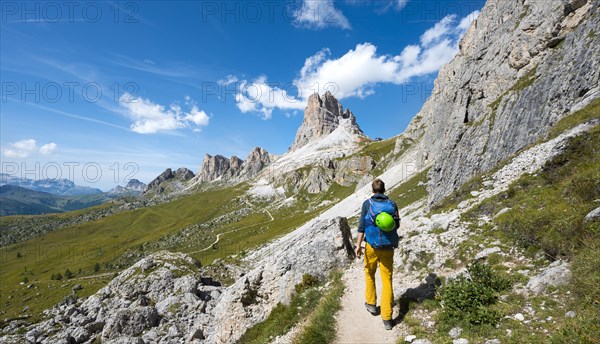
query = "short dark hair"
(372, 178, 385, 194)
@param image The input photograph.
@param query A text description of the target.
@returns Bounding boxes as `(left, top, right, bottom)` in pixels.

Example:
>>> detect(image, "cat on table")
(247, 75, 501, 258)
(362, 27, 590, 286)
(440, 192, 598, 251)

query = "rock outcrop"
(19, 251, 221, 343)
(194, 147, 273, 183)
(274, 155, 377, 194)
(143, 168, 195, 195)
(209, 217, 355, 343)
(125, 179, 146, 192)
(290, 91, 364, 151)
(402, 0, 599, 206)
(241, 147, 272, 177)
(12, 217, 354, 343)
(198, 155, 235, 182)
(526, 260, 572, 294)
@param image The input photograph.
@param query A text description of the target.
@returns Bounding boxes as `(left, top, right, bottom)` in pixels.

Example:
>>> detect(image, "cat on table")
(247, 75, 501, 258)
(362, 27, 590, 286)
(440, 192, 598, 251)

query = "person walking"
(355, 178, 400, 330)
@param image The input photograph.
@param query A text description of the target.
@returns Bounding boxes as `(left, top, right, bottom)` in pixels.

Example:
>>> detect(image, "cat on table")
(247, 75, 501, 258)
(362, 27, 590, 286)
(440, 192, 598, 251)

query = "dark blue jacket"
(358, 193, 400, 234)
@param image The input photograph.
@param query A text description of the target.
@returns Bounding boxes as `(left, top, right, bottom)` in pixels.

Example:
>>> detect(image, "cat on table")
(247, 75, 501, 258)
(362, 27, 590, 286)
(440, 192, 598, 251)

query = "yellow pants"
(364, 243, 394, 320)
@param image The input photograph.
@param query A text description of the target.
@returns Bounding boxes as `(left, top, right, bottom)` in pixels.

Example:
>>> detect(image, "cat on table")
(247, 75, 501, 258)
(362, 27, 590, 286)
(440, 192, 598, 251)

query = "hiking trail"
(335, 259, 406, 344)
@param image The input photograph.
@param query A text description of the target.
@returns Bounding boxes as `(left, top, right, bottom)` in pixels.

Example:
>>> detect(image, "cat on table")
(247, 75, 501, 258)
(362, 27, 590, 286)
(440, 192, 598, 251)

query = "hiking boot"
(383, 319, 394, 330)
(364, 302, 377, 315)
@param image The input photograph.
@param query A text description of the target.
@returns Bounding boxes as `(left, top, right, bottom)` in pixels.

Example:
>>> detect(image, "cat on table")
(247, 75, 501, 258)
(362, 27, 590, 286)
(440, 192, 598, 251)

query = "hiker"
(355, 178, 400, 330)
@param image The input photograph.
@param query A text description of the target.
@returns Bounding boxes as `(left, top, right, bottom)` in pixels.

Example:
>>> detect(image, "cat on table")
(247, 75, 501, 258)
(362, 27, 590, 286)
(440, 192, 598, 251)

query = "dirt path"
(190, 203, 274, 254)
(335, 259, 405, 344)
(73, 272, 114, 280)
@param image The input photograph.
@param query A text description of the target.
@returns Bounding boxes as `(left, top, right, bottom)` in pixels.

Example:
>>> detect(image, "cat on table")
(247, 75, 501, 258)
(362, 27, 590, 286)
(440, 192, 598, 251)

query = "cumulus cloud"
(291, 0, 351, 30)
(3, 139, 58, 158)
(39, 143, 58, 155)
(118, 94, 210, 134)
(232, 10, 479, 117)
(235, 76, 305, 119)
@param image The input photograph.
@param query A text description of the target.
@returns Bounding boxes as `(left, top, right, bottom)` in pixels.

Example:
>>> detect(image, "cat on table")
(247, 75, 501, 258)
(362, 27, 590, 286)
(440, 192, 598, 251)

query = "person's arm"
(356, 200, 368, 258)
(356, 232, 365, 258)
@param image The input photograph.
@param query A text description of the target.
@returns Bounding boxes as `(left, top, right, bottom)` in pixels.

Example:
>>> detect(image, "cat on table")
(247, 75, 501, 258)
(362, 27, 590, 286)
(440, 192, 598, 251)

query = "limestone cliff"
(403, 0, 599, 206)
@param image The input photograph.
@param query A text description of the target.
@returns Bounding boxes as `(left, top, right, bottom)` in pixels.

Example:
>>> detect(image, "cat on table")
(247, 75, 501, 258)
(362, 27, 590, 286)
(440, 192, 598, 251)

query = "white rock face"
(406, 0, 600, 206)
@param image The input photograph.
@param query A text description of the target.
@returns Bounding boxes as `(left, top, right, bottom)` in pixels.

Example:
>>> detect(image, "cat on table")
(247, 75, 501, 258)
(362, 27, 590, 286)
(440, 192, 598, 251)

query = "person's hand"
(355, 246, 363, 259)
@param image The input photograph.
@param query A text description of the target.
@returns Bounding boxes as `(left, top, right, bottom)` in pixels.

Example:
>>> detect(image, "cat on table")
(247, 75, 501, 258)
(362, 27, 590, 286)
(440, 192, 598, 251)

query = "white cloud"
(420, 15, 457, 46)
(185, 106, 210, 126)
(39, 143, 58, 155)
(295, 43, 401, 99)
(233, 10, 480, 117)
(3, 139, 37, 158)
(235, 76, 305, 119)
(292, 0, 351, 30)
(119, 94, 210, 134)
(3, 139, 58, 158)
(458, 10, 480, 32)
(218, 75, 239, 86)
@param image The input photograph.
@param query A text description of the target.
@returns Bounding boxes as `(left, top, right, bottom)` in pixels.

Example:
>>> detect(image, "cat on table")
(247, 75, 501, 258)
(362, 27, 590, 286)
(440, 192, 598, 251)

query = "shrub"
(438, 262, 511, 325)
(295, 273, 320, 293)
(64, 269, 74, 279)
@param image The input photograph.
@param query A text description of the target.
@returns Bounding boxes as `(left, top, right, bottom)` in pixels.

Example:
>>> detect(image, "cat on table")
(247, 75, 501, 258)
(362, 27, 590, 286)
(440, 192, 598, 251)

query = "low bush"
(438, 262, 511, 326)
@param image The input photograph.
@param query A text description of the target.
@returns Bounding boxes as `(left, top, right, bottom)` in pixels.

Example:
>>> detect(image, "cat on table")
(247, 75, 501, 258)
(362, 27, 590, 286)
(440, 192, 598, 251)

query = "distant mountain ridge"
(0, 185, 115, 216)
(108, 179, 147, 195)
(0, 173, 103, 196)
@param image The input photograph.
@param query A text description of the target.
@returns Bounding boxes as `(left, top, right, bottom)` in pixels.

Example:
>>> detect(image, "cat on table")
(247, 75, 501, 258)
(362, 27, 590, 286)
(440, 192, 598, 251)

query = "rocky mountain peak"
(290, 92, 364, 151)
(124, 179, 146, 191)
(143, 167, 195, 195)
(195, 148, 272, 184)
(198, 154, 233, 182)
(242, 147, 272, 177)
(145, 168, 174, 191)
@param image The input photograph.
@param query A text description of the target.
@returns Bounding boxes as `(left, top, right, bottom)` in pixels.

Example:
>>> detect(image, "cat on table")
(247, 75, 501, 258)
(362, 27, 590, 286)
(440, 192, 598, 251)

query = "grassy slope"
(462, 125, 600, 343)
(388, 168, 430, 210)
(0, 184, 247, 323)
(0, 172, 360, 325)
(407, 99, 600, 343)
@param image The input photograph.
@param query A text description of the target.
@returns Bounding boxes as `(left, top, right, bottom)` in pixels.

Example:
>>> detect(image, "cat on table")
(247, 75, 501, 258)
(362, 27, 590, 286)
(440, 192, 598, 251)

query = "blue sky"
(1, 0, 485, 190)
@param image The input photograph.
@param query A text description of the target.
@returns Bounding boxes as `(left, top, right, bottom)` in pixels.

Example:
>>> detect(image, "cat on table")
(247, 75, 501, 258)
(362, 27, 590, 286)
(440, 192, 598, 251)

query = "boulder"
(527, 260, 572, 293)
